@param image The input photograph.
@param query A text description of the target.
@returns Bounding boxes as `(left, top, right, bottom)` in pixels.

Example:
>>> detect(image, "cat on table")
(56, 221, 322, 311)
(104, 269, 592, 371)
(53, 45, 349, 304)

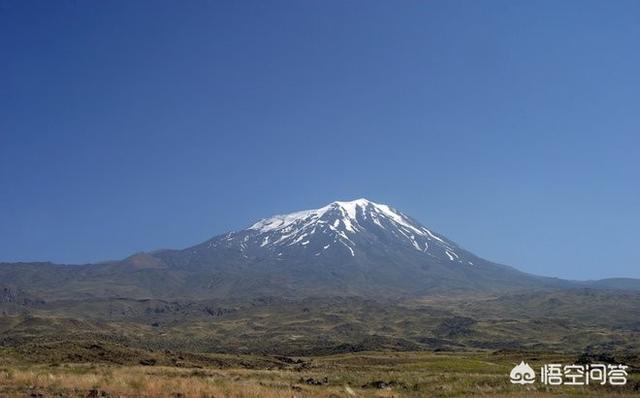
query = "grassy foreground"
(0, 351, 638, 397)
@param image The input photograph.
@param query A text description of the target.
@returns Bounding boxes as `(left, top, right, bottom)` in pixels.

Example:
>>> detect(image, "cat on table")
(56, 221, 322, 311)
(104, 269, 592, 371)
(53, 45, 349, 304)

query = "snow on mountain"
(208, 198, 472, 265)
(97, 197, 571, 297)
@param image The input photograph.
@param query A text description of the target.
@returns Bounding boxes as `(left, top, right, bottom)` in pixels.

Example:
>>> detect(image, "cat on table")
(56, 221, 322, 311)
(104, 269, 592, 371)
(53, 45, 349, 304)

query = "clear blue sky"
(1, 1, 638, 280)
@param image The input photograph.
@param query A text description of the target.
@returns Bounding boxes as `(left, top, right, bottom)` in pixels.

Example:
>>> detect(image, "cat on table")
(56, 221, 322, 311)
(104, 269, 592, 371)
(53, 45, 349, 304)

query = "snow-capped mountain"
(0, 198, 580, 299)
(208, 198, 472, 266)
(150, 198, 559, 297)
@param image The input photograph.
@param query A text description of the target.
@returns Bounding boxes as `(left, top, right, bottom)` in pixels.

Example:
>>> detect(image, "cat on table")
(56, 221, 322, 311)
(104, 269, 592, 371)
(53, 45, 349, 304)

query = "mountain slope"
(149, 198, 569, 297)
(0, 198, 631, 299)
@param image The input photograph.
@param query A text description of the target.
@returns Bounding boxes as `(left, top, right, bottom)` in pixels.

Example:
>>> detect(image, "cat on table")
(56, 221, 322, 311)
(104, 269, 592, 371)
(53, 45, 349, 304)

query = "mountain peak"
(331, 197, 373, 207)
(249, 198, 382, 233)
(160, 198, 554, 297)
(330, 198, 375, 218)
(240, 199, 466, 263)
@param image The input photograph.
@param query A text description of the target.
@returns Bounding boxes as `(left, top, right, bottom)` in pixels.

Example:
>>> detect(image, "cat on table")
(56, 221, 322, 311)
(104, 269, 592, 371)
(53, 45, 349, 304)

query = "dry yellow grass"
(0, 365, 362, 398)
(0, 352, 638, 397)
